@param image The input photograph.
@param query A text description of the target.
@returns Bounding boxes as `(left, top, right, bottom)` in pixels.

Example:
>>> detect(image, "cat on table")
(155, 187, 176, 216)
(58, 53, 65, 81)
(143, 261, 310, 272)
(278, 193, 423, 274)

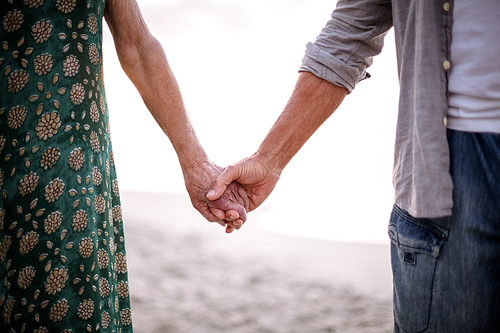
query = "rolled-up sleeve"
(300, 0, 393, 92)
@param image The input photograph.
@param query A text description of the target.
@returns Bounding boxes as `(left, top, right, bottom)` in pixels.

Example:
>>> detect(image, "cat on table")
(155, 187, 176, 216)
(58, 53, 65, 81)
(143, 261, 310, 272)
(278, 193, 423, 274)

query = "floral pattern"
(94, 194, 105, 214)
(71, 210, 88, 232)
(40, 147, 60, 170)
(69, 83, 85, 105)
(43, 211, 63, 234)
(97, 248, 108, 269)
(68, 147, 84, 171)
(0, 236, 12, 263)
(0, 1, 131, 332)
(24, 0, 44, 9)
(44, 178, 65, 202)
(33, 53, 53, 76)
(120, 308, 132, 326)
(44, 267, 69, 296)
(31, 19, 52, 44)
(113, 205, 123, 223)
(7, 106, 27, 129)
(77, 237, 93, 258)
(49, 299, 69, 322)
(35, 111, 61, 140)
(17, 266, 36, 289)
(76, 299, 94, 320)
(90, 100, 99, 123)
(88, 43, 99, 65)
(117, 281, 129, 299)
(56, 0, 77, 14)
(7, 69, 29, 94)
(3, 10, 23, 33)
(89, 131, 100, 153)
(62, 54, 79, 77)
(19, 231, 39, 255)
(112, 179, 120, 197)
(88, 14, 98, 35)
(18, 172, 39, 196)
(98, 277, 110, 297)
(92, 166, 102, 186)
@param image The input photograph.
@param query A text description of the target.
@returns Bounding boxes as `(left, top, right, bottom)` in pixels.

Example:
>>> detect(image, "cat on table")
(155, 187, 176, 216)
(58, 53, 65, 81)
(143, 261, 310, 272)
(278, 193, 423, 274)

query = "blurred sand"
(121, 191, 394, 333)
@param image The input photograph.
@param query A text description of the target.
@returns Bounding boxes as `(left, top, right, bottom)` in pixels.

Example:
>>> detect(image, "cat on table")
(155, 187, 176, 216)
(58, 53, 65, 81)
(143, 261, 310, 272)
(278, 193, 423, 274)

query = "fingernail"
(207, 190, 215, 198)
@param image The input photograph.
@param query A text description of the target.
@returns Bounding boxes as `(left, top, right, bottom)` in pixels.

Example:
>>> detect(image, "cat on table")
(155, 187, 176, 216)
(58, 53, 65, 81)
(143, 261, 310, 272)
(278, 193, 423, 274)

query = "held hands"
(207, 155, 281, 232)
(184, 154, 281, 234)
(183, 158, 250, 233)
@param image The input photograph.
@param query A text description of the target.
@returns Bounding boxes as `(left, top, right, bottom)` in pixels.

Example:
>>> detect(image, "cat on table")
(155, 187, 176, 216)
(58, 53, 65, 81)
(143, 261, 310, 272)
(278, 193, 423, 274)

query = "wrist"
(252, 149, 283, 177)
(177, 144, 210, 176)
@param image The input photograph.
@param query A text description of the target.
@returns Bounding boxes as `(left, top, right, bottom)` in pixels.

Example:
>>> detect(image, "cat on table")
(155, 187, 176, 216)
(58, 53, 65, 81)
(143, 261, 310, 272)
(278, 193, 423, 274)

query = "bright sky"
(103, 0, 400, 244)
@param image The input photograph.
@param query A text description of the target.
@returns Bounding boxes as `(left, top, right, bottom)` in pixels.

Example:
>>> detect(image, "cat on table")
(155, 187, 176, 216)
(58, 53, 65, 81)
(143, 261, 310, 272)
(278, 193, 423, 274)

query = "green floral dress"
(0, 0, 132, 332)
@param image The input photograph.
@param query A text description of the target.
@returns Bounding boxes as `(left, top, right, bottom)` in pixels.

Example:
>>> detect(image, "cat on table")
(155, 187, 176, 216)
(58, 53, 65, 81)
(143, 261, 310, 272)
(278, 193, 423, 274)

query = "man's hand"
(206, 155, 281, 216)
(183, 158, 250, 233)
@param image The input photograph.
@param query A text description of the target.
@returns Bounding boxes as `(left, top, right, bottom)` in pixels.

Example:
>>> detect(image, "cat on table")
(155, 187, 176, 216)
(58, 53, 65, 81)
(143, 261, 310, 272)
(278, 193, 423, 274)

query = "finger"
(226, 219, 243, 230)
(225, 225, 235, 233)
(227, 205, 247, 222)
(195, 203, 226, 226)
(209, 207, 226, 220)
(224, 209, 240, 221)
(232, 219, 244, 229)
(237, 184, 250, 212)
(207, 166, 238, 200)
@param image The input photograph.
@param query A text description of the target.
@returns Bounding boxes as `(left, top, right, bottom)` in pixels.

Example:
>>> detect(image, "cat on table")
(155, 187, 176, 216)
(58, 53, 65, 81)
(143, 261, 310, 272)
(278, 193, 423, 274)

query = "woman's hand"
(207, 155, 281, 214)
(183, 158, 250, 233)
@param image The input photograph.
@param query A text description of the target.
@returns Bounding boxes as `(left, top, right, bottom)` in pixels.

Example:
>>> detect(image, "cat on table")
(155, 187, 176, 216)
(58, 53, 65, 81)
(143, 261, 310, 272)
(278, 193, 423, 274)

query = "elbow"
(116, 33, 162, 74)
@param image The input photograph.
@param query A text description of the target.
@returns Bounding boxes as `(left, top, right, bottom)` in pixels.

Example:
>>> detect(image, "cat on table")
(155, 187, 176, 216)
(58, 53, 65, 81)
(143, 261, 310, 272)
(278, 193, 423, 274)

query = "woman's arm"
(104, 0, 248, 228)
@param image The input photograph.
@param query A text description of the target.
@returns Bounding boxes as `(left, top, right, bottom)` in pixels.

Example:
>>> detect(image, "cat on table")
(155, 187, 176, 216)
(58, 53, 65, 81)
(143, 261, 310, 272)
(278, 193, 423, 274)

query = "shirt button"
(443, 117, 448, 127)
(443, 60, 451, 70)
(443, 2, 450, 11)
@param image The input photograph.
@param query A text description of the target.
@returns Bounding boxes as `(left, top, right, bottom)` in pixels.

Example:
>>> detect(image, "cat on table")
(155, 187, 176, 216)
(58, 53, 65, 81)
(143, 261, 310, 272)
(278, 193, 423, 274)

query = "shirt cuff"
(299, 42, 368, 93)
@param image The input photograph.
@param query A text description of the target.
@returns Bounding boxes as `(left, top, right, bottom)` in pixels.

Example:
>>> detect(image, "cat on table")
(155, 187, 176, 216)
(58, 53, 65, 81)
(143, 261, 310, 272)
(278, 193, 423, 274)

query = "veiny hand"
(183, 158, 249, 233)
(206, 155, 281, 222)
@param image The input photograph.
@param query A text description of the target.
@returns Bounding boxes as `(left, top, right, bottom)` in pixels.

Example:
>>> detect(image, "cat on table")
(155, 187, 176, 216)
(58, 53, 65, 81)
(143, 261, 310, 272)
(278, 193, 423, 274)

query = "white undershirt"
(447, 0, 500, 134)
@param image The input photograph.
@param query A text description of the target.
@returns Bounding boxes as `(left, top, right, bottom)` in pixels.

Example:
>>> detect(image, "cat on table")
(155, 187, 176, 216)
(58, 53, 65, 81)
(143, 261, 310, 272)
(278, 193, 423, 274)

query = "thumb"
(206, 166, 238, 200)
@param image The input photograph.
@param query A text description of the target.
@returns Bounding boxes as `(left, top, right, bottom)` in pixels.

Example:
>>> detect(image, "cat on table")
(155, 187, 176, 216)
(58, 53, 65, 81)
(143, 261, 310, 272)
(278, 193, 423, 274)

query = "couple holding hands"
(3, 0, 499, 332)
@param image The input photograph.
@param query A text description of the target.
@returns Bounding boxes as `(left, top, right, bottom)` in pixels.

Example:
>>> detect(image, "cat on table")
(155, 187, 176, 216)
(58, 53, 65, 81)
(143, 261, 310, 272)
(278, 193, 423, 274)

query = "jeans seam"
(388, 239, 438, 256)
(423, 258, 438, 333)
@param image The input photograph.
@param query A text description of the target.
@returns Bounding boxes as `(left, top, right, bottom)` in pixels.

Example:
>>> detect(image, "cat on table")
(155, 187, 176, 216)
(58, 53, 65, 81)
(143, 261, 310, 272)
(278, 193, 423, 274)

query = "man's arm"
(104, 0, 248, 228)
(208, 0, 392, 232)
(207, 72, 348, 217)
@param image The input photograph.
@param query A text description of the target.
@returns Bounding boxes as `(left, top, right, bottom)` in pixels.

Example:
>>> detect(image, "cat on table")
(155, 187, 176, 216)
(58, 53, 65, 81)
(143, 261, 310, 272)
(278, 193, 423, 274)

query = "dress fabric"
(0, 1, 132, 332)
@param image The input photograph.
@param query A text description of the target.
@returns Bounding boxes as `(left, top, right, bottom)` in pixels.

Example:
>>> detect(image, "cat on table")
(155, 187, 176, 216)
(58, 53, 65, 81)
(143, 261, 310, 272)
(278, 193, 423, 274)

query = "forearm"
(122, 40, 206, 170)
(256, 72, 348, 172)
(105, 1, 207, 172)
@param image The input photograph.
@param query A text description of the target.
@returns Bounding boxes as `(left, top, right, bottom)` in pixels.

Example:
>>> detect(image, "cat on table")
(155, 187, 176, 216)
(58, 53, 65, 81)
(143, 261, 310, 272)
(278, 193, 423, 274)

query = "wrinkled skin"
(207, 155, 281, 232)
(183, 159, 250, 233)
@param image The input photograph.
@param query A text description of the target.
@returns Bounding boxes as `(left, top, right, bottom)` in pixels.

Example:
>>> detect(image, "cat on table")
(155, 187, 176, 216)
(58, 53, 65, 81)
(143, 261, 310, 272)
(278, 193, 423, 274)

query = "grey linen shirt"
(300, 0, 455, 218)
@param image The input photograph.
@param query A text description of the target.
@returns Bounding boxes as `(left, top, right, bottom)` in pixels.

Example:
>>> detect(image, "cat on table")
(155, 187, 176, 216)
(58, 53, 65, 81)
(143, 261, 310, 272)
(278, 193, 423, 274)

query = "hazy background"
(102, 0, 400, 244)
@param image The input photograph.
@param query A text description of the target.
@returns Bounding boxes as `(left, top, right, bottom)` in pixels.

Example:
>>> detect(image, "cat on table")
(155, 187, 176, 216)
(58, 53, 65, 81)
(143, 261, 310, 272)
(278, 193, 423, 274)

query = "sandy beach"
(121, 191, 394, 333)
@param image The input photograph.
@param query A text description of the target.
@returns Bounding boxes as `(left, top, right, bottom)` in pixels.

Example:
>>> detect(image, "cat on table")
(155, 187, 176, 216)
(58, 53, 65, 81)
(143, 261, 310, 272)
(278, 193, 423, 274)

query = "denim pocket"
(388, 205, 448, 333)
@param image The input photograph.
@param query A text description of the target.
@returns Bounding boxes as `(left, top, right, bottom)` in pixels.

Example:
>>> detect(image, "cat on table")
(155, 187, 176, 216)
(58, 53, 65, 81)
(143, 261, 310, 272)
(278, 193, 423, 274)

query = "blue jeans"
(389, 129, 500, 333)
